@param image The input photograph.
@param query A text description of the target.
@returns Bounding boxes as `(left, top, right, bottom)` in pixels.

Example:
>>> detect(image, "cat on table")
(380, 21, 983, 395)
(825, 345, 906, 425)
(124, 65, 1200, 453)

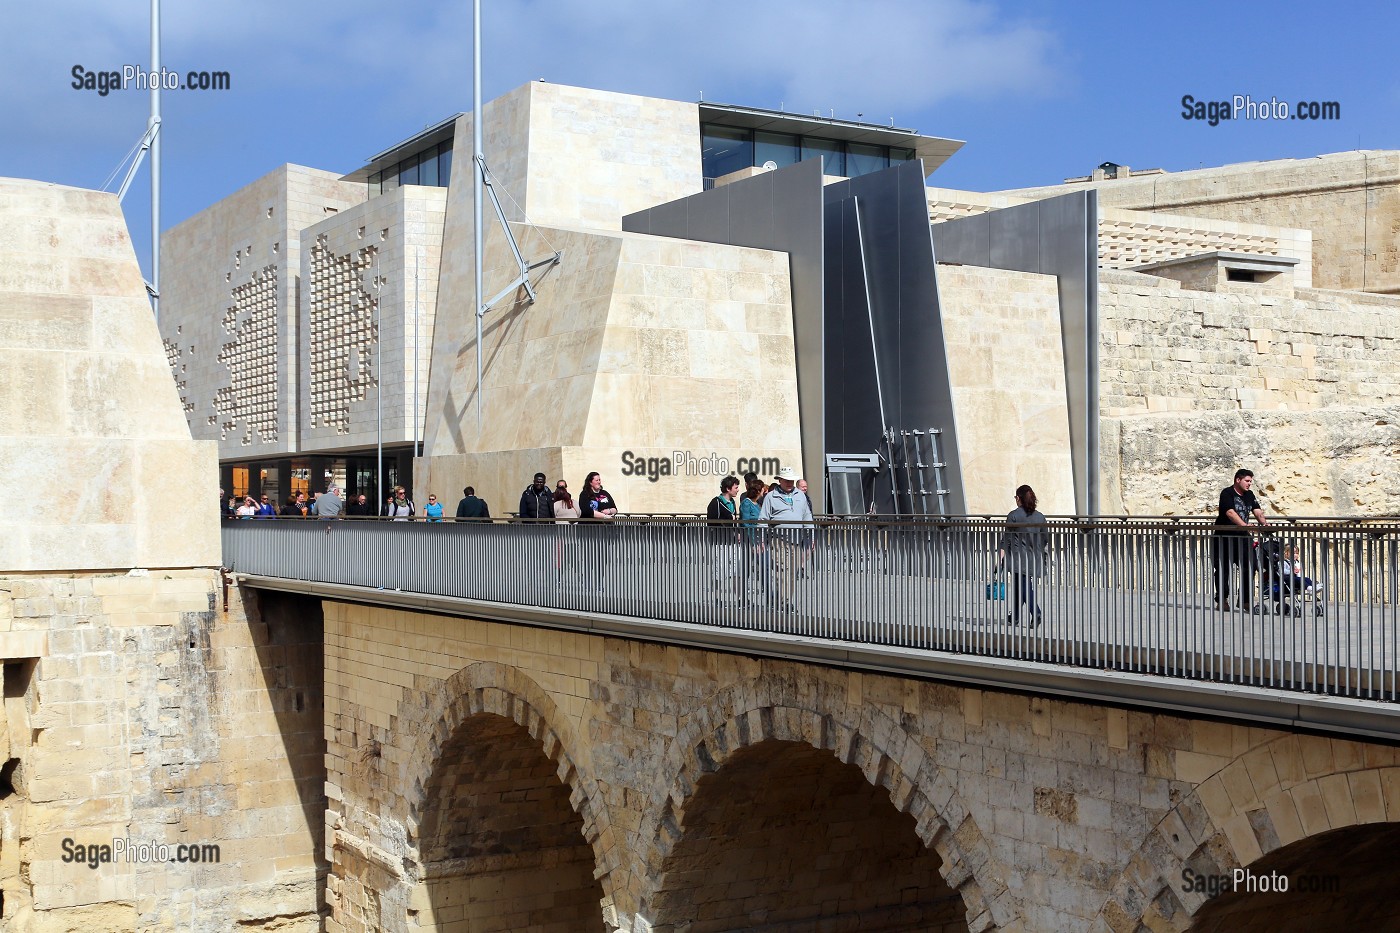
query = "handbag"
(985, 576, 1006, 601)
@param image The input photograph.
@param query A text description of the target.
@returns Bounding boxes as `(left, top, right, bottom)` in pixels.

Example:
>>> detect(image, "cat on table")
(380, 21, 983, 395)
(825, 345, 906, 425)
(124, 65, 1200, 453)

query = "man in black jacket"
(518, 472, 553, 520)
(456, 486, 491, 519)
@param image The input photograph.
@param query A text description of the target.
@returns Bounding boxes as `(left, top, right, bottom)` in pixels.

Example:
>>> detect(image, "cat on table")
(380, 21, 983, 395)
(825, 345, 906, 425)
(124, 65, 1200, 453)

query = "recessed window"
(754, 131, 799, 169)
(801, 137, 845, 177)
(847, 142, 888, 177)
(701, 124, 753, 181)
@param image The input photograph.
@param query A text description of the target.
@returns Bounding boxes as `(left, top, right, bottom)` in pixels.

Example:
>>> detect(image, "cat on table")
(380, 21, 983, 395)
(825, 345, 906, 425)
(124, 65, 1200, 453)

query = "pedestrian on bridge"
(759, 466, 814, 614)
(1214, 468, 1269, 612)
(707, 476, 744, 607)
(519, 473, 554, 521)
(455, 487, 490, 519)
(997, 485, 1047, 627)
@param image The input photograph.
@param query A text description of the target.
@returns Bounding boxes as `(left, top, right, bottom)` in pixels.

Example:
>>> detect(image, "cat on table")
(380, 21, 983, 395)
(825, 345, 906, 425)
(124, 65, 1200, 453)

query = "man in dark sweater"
(455, 486, 491, 519)
(1214, 468, 1269, 611)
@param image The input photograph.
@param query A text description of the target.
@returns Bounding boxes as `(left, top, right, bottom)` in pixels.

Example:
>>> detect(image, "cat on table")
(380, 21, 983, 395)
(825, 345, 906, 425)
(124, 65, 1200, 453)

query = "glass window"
(369, 171, 382, 197)
(419, 150, 439, 187)
(889, 146, 915, 164)
(438, 143, 453, 185)
(380, 168, 399, 193)
(754, 131, 799, 169)
(847, 142, 888, 177)
(801, 137, 845, 177)
(701, 124, 753, 181)
(399, 155, 420, 187)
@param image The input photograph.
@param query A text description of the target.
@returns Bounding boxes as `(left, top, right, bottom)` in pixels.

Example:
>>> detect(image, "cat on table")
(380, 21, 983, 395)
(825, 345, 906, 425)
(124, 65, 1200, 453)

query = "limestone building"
(159, 82, 1400, 518)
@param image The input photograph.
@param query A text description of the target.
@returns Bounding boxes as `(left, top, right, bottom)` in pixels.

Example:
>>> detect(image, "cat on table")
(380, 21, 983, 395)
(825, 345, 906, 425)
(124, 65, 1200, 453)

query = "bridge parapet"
(225, 515, 1400, 705)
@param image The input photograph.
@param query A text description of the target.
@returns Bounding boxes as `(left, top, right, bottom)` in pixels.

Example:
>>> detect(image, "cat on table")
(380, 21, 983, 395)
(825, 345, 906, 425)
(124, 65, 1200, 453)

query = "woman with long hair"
(996, 484, 1048, 626)
(740, 473, 771, 607)
(552, 482, 580, 577)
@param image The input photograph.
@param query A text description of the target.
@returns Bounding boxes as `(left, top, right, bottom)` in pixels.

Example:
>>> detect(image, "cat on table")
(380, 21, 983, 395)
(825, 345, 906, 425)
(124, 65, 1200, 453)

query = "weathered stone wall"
(1098, 269, 1400, 515)
(322, 600, 1400, 933)
(0, 574, 324, 931)
(0, 176, 325, 930)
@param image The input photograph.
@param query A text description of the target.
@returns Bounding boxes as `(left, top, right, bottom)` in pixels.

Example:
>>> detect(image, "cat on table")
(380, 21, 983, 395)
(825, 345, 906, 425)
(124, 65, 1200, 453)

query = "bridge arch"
(632, 676, 1016, 932)
(395, 661, 618, 931)
(1095, 735, 1400, 931)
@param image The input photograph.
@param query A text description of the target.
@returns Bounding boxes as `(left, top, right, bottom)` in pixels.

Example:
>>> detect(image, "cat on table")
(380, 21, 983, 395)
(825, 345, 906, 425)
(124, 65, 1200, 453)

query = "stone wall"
(322, 599, 1400, 933)
(0, 573, 324, 931)
(0, 178, 218, 572)
(0, 177, 325, 930)
(1098, 269, 1400, 515)
(1005, 150, 1400, 293)
(938, 264, 1076, 515)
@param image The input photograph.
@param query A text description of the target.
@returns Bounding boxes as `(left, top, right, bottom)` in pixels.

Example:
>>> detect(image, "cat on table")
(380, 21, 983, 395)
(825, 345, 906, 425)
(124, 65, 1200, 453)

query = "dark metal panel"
(1038, 191, 1096, 513)
(822, 196, 882, 460)
(768, 160, 828, 497)
(645, 197, 690, 238)
(929, 211, 991, 266)
(728, 171, 776, 247)
(927, 190, 1098, 513)
(988, 203, 1041, 271)
(686, 186, 731, 245)
(830, 160, 966, 514)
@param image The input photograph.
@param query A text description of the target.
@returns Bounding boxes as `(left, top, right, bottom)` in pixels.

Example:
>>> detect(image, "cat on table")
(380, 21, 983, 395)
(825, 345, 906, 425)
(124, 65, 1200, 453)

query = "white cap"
(775, 466, 800, 481)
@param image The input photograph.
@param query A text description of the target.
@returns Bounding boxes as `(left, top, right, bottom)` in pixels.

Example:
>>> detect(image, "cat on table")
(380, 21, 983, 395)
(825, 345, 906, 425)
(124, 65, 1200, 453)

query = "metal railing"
(222, 516, 1400, 701)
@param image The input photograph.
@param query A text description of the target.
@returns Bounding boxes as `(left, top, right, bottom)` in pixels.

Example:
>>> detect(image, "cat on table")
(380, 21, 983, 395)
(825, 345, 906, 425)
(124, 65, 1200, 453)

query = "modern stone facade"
(154, 81, 1400, 520)
(300, 185, 447, 454)
(160, 165, 366, 459)
(321, 596, 1400, 933)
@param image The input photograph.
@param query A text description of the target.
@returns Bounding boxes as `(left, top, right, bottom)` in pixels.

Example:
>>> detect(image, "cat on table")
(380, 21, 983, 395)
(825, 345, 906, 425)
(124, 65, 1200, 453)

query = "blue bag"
(985, 578, 1006, 601)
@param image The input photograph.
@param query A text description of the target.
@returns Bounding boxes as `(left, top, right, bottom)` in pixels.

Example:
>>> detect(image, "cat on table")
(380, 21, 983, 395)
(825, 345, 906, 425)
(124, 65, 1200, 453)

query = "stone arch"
(393, 661, 620, 927)
(632, 676, 1017, 932)
(1094, 733, 1400, 932)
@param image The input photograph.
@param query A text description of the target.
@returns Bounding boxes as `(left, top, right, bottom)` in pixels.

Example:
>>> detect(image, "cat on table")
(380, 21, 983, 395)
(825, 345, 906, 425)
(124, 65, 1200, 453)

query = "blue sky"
(3, 0, 1396, 280)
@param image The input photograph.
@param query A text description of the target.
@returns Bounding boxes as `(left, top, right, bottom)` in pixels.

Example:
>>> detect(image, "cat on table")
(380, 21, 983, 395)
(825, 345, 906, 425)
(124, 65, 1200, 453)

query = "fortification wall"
(1098, 269, 1400, 515)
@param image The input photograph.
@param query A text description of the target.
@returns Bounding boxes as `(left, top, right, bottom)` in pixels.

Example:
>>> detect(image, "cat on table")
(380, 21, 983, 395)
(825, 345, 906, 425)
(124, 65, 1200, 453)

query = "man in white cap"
(758, 465, 814, 613)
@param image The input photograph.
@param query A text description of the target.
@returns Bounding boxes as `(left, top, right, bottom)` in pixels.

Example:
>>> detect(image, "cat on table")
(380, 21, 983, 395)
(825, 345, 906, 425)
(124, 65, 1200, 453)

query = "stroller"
(1257, 538, 1325, 617)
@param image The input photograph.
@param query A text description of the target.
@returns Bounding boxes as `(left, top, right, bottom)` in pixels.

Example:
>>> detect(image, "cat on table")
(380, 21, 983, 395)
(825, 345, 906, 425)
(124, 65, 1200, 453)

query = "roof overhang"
(342, 112, 463, 183)
(699, 102, 964, 175)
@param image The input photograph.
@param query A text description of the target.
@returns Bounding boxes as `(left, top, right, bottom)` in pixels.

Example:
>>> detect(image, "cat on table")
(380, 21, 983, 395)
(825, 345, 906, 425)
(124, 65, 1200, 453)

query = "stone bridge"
(256, 586, 1400, 933)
